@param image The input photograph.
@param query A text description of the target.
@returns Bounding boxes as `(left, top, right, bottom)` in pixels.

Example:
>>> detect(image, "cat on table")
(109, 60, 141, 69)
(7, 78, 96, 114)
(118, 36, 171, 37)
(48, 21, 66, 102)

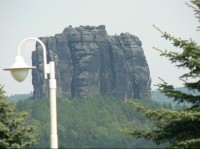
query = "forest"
(12, 94, 170, 148)
(5, 87, 194, 148)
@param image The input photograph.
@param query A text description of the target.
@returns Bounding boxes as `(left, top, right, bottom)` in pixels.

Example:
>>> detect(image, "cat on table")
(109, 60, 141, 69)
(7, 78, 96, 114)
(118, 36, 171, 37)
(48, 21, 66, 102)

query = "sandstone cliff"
(32, 25, 151, 99)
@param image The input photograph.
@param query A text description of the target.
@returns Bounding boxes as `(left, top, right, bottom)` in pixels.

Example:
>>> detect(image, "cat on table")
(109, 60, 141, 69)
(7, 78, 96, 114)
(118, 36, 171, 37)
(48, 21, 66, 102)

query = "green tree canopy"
(121, 0, 200, 148)
(0, 85, 37, 149)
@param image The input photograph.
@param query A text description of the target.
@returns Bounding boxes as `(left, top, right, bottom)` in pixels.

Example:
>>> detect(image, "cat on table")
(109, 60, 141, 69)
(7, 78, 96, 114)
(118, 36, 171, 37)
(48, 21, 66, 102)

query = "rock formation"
(32, 25, 151, 100)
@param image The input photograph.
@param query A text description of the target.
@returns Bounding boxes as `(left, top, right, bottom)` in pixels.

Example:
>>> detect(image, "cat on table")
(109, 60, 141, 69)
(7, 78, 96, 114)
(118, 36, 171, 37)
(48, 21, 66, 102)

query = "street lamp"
(3, 37, 58, 149)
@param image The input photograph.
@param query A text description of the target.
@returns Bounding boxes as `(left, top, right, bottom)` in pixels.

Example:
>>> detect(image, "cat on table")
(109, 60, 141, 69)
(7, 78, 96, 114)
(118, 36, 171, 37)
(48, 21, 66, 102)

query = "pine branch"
(185, 80, 200, 91)
(153, 47, 165, 54)
(157, 81, 200, 105)
(186, 1, 200, 30)
(170, 138, 200, 149)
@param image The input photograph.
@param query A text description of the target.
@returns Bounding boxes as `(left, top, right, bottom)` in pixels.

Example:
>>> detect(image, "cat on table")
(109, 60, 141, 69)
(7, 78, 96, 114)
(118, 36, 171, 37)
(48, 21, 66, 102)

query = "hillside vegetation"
(15, 96, 169, 148)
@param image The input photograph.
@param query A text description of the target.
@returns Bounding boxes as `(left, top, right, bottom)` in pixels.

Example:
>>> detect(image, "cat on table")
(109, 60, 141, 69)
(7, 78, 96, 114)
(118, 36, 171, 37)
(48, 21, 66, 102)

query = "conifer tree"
(121, 0, 200, 148)
(0, 85, 37, 148)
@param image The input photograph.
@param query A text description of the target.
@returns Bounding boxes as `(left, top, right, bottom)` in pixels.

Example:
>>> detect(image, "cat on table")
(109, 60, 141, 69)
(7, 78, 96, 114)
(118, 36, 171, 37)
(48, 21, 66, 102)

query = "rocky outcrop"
(32, 25, 151, 100)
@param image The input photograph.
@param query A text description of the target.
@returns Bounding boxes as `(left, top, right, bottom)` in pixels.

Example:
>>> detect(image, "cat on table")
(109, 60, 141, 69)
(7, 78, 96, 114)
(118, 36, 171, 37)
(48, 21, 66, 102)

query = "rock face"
(32, 25, 151, 100)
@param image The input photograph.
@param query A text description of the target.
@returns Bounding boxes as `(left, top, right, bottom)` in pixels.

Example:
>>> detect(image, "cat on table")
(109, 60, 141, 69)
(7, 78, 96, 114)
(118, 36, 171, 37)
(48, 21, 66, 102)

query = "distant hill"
(8, 93, 32, 103)
(8, 87, 199, 107)
(151, 87, 199, 107)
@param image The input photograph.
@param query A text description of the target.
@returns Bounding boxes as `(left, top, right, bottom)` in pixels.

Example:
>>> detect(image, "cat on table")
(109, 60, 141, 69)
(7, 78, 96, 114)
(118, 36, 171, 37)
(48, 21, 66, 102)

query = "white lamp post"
(4, 37, 58, 149)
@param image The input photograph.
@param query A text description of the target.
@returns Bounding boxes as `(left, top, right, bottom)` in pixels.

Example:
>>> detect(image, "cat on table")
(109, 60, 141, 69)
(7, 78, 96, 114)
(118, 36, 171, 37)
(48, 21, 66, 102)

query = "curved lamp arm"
(4, 37, 58, 148)
(17, 37, 49, 79)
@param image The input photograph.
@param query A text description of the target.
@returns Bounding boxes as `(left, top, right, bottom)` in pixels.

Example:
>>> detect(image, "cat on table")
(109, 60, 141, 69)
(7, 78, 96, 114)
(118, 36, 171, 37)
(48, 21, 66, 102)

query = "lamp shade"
(4, 56, 36, 82)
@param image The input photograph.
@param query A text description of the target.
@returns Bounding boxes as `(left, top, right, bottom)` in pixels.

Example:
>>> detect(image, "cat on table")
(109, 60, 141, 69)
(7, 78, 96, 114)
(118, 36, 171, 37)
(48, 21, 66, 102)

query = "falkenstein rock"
(32, 25, 151, 100)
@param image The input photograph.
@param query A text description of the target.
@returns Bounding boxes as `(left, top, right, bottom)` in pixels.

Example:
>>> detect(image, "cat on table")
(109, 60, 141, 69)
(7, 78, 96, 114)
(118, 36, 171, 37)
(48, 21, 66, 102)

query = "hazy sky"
(0, 0, 199, 96)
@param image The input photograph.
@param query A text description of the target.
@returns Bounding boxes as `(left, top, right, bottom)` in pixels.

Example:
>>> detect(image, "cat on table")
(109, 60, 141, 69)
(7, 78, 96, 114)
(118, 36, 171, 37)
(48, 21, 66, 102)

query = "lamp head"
(4, 56, 36, 82)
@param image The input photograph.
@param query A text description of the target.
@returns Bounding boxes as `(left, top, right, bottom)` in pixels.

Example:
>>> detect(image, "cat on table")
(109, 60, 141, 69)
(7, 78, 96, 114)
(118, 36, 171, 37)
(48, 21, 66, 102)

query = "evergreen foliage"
(121, 1, 200, 148)
(0, 85, 37, 149)
(16, 96, 170, 148)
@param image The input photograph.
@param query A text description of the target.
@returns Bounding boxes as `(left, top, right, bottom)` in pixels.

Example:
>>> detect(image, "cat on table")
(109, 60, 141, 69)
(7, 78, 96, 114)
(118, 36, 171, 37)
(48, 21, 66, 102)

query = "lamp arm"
(16, 37, 58, 148)
(17, 37, 49, 79)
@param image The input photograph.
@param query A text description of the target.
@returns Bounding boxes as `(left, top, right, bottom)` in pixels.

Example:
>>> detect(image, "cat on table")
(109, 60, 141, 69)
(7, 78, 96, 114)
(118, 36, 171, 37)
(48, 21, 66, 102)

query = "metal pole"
(49, 61, 58, 148)
(15, 37, 58, 148)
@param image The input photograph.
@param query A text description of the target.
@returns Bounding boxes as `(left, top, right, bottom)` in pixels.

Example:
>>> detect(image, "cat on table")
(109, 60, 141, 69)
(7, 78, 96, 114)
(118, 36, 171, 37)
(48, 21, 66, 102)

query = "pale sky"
(0, 0, 199, 96)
